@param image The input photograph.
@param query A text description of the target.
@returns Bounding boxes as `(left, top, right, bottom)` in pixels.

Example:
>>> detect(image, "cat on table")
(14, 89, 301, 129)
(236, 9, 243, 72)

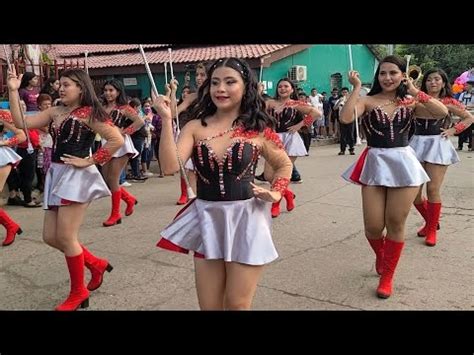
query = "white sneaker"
(120, 181, 132, 187)
(143, 171, 154, 177)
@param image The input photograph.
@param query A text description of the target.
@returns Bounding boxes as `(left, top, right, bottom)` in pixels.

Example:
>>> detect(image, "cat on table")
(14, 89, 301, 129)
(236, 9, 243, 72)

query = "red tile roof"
(2, 44, 291, 71)
(50, 44, 169, 57)
(55, 44, 290, 69)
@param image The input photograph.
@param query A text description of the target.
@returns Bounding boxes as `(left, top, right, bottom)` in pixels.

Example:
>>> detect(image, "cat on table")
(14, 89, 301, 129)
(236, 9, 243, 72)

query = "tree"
(396, 45, 474, 82)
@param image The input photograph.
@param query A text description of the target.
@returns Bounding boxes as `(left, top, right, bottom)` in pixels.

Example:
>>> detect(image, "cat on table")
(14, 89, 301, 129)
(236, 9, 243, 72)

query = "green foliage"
(395, 44, 474, 82)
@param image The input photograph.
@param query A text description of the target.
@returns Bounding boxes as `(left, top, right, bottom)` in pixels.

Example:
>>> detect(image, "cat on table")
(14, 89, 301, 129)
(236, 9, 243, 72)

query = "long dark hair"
(102, 79, 128, 106)
(190, 57, 275, 131)
(177, 85, 195, 105)
(274, 78, 298, 100)
(368, 55, 407, 99)
(60, 68, 108, 122)
(40, 77, 58, 94)
(420, 68, 453, 99)
(19, 72, 37, 89)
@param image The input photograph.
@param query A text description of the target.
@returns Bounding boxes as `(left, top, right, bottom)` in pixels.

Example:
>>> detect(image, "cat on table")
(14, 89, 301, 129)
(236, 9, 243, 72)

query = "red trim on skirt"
(157, 199, 204, 258)
(349, 147, 369, 185)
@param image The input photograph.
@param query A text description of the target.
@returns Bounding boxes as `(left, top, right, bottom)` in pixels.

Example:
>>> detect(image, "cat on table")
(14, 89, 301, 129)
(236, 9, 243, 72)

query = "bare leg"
(361, 186, 386, 238)
(385, 187, 420, 242)
(55, 203, 90, 256)
(224, 262, 264, 310)
(103, 156, 129, 192)
(194, 258, 226, 310)
(424, 163, 448, 203)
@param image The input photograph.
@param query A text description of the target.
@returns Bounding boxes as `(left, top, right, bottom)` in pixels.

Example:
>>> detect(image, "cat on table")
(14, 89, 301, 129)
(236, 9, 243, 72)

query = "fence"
(0, 59, 85, 97)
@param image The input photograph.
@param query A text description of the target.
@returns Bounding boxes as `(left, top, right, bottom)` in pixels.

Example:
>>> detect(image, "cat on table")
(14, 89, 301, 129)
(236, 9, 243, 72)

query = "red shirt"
(18, 129, 40, 149)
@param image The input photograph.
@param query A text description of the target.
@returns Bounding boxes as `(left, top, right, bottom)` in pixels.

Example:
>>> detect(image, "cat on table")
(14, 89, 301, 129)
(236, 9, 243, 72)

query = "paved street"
(1, 139, 473, 310)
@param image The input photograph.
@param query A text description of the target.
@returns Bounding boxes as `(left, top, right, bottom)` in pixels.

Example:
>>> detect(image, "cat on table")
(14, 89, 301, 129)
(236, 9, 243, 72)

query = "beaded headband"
(210, 58, 249, 80)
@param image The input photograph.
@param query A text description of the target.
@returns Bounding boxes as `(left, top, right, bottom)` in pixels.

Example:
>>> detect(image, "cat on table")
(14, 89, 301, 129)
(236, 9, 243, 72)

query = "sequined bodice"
(109, 107, 133, 129)
(362, 106, 413, 148)
(413, 116, 450, 135)
(269, 106, 303, 133)
(49, 107, 95, 162)
(192, 130, 261, 201)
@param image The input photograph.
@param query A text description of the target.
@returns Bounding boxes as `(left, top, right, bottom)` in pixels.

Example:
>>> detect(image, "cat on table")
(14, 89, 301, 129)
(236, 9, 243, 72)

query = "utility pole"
(387, 44, 394, 55)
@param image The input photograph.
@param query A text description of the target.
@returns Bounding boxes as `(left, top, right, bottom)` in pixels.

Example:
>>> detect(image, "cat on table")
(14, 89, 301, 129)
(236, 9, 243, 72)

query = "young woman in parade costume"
(8, 67, 124, 310)
(409, 68, 474, 246)
(101, 79, 144, 226)
(153, 58, 292, 310)
(340, 56, 448, 299)
(259, 78, 320, 218)
(0, 110, 26, 246)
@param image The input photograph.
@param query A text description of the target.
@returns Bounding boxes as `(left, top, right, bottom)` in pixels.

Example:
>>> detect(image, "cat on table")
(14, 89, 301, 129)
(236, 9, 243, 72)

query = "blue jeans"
(130, 136, 145, 177)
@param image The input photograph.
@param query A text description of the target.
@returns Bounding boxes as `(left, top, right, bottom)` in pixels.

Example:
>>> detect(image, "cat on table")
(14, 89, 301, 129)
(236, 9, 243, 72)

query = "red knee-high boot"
(176, 177, 188, 205)
(376, 238, 404, 299)
(120, 187, 137, 216)
(103, 190, 122, 227)
(414, 199, 429, 237)
(0, 208, 23, 246)
(82, 245, 114, 291)
(271, 199, 281, 218)
(55, 253, 90, 311)
(425, 202, 441, 247)
(367, 237, 385, 275)
(414, 199, 440, 237)
(283, 188, 296, 212)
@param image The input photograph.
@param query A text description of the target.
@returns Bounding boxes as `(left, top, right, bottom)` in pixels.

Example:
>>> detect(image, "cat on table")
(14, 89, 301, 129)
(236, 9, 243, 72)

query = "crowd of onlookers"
(296, 80, 474, 155)
(0, 71, 167, 207)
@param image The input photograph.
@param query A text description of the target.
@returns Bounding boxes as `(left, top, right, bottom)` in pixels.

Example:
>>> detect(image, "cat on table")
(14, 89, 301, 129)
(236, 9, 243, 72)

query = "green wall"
(262, 45, 378, 97)
(111, 72, 188, 100)
(109, 45, 378, 100)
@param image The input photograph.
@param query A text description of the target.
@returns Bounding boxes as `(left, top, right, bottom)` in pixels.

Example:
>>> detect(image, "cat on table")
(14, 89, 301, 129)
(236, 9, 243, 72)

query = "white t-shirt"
(309, 94, 322, 108)
(459, 91, 474, 108)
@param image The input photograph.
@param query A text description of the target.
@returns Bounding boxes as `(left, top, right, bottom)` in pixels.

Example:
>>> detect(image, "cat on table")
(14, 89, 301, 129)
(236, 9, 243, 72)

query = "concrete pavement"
(1, 139, 472, 310)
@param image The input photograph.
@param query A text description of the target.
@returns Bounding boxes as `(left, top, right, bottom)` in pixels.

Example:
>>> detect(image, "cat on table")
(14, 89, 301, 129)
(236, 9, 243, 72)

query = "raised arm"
(152, 92, 195, 174)
(7, 65, 52, 129)
(340, 71, 366, 124)
(410, 79, 448, 119)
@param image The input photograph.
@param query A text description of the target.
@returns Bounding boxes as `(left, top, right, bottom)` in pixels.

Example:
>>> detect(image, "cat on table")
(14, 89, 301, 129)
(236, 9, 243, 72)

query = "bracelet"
(92, 147, 112, 165)
(415, 91, 431, 104)
(122, 125, 136, 135)
(4, 136, 19, 147)
(454, 121, 468, 134)
(303, 114, 314, 128)
(271, 177, 290, 193)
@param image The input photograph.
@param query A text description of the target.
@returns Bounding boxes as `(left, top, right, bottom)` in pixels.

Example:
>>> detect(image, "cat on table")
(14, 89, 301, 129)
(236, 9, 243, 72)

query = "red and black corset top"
(192, 138, 261, 201)
(362, 106, 414, 148)
(109, 105, 134, 129)
(49, 107, 95, 163)
(269, 106, 303, 133)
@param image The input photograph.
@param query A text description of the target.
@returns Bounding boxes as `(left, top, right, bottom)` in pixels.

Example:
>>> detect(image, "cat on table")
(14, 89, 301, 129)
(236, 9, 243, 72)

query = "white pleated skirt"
(0, 146, 22, 167)
(409, 134, 460, 165)
(102, 134, 138, 159)
(278, 132, 307, 157)
(341, 146, 430, 187)
(43, 162, 111, 209)
(157, 197, 278, 265)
